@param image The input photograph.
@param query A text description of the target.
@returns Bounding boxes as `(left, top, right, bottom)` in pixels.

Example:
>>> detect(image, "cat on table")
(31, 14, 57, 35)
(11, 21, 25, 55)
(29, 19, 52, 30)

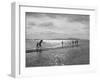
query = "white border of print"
(11, 2, 96, 78)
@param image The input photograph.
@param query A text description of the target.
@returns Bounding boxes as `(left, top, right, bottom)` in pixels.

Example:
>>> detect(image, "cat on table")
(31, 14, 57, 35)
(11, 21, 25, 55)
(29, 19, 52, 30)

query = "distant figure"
(72, 40, 75, 47)
(36, 40, 43, 48)
(72, 40, 78, 47)
(36, 40, 43, 64)
(75, 40, 78, 46)
(61, 40, 64, 48)
(36, 40, 43, 52)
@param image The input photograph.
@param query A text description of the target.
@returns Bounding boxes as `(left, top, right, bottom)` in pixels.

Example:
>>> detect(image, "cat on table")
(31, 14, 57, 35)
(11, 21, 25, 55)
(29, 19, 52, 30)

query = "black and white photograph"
(25, 12, 90, 67)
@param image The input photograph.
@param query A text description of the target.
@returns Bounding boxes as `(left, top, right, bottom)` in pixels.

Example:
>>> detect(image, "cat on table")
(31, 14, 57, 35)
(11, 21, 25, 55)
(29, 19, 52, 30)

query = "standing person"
(36, 41, 39, 52)
(74, 40, 78, 47)
(72, 40, 74, 47)
(61, 40, 63, 48)
(36, 40, 43, 65)
(76, 40, 78, 47)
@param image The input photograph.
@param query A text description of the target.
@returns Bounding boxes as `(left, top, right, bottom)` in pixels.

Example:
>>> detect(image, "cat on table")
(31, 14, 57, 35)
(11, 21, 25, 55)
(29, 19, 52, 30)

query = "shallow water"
(26, 40, 89, 67)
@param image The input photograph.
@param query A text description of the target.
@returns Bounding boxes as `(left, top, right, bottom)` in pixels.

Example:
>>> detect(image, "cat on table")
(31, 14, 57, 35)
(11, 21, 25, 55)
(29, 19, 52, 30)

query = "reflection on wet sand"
(26, 40, 89, 67)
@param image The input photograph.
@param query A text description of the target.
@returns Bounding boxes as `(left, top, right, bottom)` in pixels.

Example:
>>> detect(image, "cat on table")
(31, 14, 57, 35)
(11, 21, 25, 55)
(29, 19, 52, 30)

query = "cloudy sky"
(25, 12, 89, 40)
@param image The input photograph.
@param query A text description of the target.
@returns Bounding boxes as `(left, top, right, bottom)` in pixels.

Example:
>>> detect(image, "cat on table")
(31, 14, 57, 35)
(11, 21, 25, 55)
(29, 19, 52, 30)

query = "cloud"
(38, 22, 55, 29)
(26, 12, 89, 40)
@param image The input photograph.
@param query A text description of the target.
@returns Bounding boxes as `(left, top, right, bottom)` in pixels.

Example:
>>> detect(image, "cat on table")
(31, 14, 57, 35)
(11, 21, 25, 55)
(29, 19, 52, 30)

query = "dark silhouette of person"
(61, 40, 63, 48)
(36, 40, 43, 48)
(36, 40, 43, 65)
(72, 40, 78, 47)
(39, 40, 43, 47)
(72, 40, 74, 47)
(76, 40, 78, 46)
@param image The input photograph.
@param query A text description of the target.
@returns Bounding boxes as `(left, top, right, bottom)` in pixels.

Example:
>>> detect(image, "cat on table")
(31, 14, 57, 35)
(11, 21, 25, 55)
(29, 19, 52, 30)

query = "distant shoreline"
(26, 38, 89, 40)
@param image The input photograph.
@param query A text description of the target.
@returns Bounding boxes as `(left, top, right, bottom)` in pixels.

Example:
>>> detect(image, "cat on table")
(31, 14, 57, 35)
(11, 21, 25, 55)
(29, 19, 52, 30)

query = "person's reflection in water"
(36, 40, 43, 66)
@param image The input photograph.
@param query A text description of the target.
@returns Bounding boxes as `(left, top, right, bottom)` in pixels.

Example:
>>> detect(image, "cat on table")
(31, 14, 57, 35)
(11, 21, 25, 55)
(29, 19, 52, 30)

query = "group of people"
(36, 39, 79, 50)
(35, 39, 79, 65)
(61, 40, 79, 48)
(71, 40, 79, 47)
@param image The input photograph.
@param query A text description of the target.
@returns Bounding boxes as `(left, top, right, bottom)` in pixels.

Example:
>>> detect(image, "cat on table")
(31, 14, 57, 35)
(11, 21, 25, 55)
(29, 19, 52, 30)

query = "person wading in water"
(36, 40, 43, 65)
(61, 40, 64, 48)
(72, 40, 78, 47)
(36, 40, 43, 52)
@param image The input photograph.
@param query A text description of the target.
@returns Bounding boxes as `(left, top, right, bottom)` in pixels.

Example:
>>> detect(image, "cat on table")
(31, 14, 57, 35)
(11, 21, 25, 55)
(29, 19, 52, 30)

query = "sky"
(25, 12, 89, 40)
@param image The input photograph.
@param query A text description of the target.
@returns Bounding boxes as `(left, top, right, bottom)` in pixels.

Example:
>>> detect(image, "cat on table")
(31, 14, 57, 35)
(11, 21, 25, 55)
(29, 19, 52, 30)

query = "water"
(26, 40, 89, 67)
